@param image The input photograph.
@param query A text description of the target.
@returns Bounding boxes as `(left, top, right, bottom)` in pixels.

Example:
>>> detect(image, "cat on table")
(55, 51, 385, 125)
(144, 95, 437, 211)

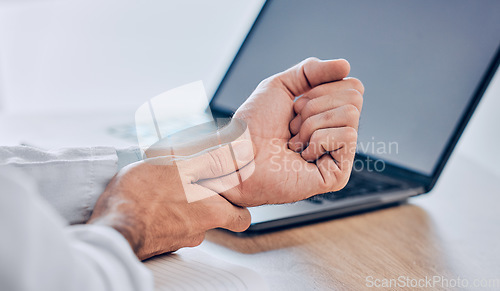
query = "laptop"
(209, 0, 500, 232)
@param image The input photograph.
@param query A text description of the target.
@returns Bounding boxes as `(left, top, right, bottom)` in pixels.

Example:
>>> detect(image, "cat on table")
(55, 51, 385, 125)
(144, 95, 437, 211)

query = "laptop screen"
(211, 0, 500, 176)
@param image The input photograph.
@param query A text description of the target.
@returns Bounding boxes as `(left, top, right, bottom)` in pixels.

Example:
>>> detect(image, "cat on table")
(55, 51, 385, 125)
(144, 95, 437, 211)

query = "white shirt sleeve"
(0, 146, 142, 224)
(0, 166, 153, 291)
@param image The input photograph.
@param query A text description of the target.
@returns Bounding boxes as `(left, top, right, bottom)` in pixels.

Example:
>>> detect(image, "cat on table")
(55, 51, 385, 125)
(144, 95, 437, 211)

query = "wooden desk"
(199, 153, 500, 290)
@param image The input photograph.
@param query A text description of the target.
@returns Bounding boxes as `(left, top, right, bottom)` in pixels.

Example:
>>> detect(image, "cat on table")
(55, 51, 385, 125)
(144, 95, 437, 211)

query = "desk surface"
(199, 153, 500, 290)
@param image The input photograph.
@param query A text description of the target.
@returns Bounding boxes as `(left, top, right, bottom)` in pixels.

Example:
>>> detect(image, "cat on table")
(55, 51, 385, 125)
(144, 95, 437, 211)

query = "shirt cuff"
(116, 147, 143, 170)
(66, 224, 154, 291)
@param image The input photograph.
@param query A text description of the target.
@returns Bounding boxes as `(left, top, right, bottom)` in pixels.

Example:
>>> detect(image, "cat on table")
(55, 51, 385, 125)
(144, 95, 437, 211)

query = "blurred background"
(0, 0, 498, 177)
(0, 0, 263, 113)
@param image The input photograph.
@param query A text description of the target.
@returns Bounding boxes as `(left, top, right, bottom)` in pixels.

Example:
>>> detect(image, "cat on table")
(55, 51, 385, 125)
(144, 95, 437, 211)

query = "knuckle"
(347, 89, 364, 109)
(342, 104, 360, 120)
(346, 77, 365, 94)
(304, 56, 320, 64)
(258, 76, 277, 88)
(302, 99, 319, 119)
(319, 109, 335, 122)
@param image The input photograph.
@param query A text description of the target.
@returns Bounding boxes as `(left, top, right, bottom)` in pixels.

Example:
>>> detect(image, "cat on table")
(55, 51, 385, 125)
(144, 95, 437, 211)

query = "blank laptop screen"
(211, 0, 500, 175)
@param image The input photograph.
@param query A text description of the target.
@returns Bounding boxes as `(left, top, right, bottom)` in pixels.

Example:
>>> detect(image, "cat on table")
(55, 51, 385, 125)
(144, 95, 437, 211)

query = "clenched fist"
(200, 57, 364, 206)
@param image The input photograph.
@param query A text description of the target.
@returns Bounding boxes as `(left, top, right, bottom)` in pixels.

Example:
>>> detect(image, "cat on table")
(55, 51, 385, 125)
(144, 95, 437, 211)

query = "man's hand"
(87, 154, 251, 260)
(201, 57, 364, 206)
(88, 57, 362, 259)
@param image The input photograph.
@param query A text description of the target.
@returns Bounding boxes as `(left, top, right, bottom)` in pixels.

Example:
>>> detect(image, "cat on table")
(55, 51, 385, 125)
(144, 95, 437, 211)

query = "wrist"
(87, 206, 145, 257)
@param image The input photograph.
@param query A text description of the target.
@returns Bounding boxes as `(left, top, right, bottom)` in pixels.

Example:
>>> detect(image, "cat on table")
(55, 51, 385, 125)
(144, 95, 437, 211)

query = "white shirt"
(0, 146, 152, 291)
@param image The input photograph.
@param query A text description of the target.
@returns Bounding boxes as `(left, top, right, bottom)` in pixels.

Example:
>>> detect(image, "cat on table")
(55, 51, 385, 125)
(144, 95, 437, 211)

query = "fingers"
(176, 138, 254, 182)
(182, 183, 221, 203)
(151, 196, 250, 257)
(192, 190, 252, 232)
(300, 127, 356, 161)
(290, 88, 363, 135)
(288, 104, 360, 152)
(302, 127, 358, 191)
(145, 119, 249, 159)
(219, 204, 251, 232)
(147, 118, 254, 186)
(177, 146, 254, 203)
(196, 159, 255, 195)
(293, 78, 364, 114)
(296, 77, 365, 110)
(274, 57, 350, 99)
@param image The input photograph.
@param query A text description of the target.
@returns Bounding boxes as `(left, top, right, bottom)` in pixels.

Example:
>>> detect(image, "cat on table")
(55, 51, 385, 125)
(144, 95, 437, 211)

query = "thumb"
(175, 118, 254, 182)
(275, 57, 350, 99)
(174, 139, 253, 203)
(145, 118, 254, 182)
(176, 138, 254, 182)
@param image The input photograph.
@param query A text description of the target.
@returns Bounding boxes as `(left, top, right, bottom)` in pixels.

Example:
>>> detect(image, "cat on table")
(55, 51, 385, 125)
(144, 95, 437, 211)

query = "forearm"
(65, 225, 153, 291)
(0, 166, 153, 291)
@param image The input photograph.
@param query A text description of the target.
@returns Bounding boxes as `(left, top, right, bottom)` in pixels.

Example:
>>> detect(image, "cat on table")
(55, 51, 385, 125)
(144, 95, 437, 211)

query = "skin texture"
(201, 57, 364, 206)
(88, 159, 251, 260)
(88, 57, 363, 260)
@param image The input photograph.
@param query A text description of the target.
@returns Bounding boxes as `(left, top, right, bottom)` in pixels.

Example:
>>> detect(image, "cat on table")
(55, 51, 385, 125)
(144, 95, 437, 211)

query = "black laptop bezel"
(209, 0, 500, 194)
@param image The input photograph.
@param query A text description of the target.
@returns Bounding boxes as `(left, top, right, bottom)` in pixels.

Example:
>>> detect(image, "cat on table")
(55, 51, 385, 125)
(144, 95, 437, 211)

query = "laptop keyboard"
(305, 173, 403, 204)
